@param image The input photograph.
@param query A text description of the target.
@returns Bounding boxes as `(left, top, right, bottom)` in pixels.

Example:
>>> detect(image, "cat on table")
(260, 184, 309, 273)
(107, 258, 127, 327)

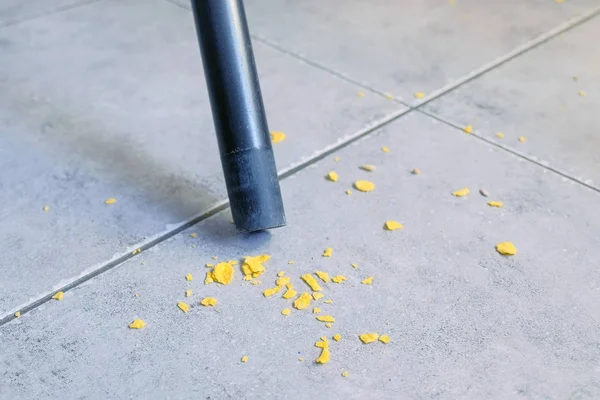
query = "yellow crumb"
(315, 337, 330, 364)
(205, 272, 214, 284)
(357, 91, 365, 97)
(411, 168, 421, 175)
(212, 262, 234, 284)
(578, 90, 586, 97)
(385, 220, 403, 231)
(43, 206, 50, 212)
(205, 263, 214, 268)
(276, 276, 290, 287)
(496, 132, 504, 139)
(128, 319, 146, 329)
(354, 180, 375, 192)
(452, 188, 470, 197)
(200, 297, 217, 307)
(270, 131, 286, 143)
(360, 164, 376, 172)
(177, 302, 190, 313)
(263, 286, 281, 297)
(379, 334, 391, 344)
(104, 197, 117, 205)
(342, 371, 349, 377)
(463, 125, 473, 134)
(518, 136, 526, 142)
(327, 171, 339, 182)
(52, 292, 64, 301)
(333, 334, 341, 342)
(14, 311, 21, 318)
(189, 233, 197, 238)
(414, 92, 425, 99)
(361, 276, 374, 285)
(351, 263, 358, 269)
(312, 292, 324, 301)
(185, 289, 192, 297)
(293, 292, 312, 310)
(345, 189, 352, 195)
(324, 299, 333, 304)
(298, 357, 304, 361)
(281, 308, 291, 316)
(496, 242, 517, 256)
(301, 274, 322, 291)
(227, 260, 239, 265)
(384, 94, 394, 100)
(241, 355, 249, 363)
(316, 315, 335, 323)
(131, 248, 141, 255)
(323, 248, 333, 257)
(242, 254, 270, 279)
(331, 275, 347, 283)
(381, 146, 390, 153)
(250, 280, 261, 285)
(359, 333, 379, 343)
(277, 271, 285, 277)
(282, 286, 297, 299)
(185, 273, 193, 281)
(487, 201, 503, 208)
(313, 307, 321, 314)
(325, 323, 332, 328)
(288, 260, 295, 265)
(212, 256, 218, 260)
(315, 271, 330, 283)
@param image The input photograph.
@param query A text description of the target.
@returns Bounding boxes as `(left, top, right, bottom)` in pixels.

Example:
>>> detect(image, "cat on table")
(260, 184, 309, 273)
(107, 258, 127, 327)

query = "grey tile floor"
(1, 0, 600, 399)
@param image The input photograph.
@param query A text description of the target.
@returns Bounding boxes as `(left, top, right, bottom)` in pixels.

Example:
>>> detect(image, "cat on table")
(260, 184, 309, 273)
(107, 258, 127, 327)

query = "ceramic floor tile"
(2, 112, 600, 399)
(424, 16, 600, 188)
(0, 0, 403, 316)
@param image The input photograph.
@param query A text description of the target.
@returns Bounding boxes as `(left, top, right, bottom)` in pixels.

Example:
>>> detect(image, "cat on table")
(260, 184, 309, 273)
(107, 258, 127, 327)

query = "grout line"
(418, 108, 600, 194)
(0, 107, 411, 327)
(0, 0, 105, 29)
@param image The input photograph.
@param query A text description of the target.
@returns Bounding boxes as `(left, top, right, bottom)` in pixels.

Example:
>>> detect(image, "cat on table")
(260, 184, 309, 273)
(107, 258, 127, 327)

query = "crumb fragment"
(360, 164, 376, 172)
(496, 242, 517, 256)
(251, 280, 261, 285)
(379, 334, 391, 344)
(487, 201, 503, 208)
(200, 297, 217, 307)
(281, 308, 291, 316)
(283, 285, 297, 299)
(288, 260, 295, 265)
(324, 299, 333, 304)
(359, 333, 379, 343)
(354, 180, 375, 192)
(242, 254, 270, 279)
(331, 275, 347, 284)
(104, 197, 117, 205)
(277, 271, 285, 277)
(342, 371, 349, 377)
(205, 263, 214, 268)
(293, 292, 312, 310)
(414, 92, 425, 99)
(351, 263, 358, 269)
(327, 171, 339, 182)
(316, 315, 335, 323)
(301, 274, 322, 291)
(52, 292, 64, 301)
(15, 311, 21, 318)
(129, 319, 146, 329)
(385, 220, 403, 231)
(381, 146, 390, 153)
(263, 286, 281, 297)
(315, 271, 330, 283)
(357, 92, 365, 97)
(411, 168, 421, 175)
(189, 233, 197, 238)
(361, 276, 374, 285)
(578, 91, 586, 97)
(312, 292, 324, 301)
(212, 256, 218, 260)
(452, 188, 470, 197)
(185, 273, 193, 281)
(43, 206, 50, 212)
(384, 94, 394, 101)
(241, 355, 249, 363)
(323, 248, 333, 257)
(132, 248, 141, 255)
(177, 302, 190, 313)
(276, 276, 291, 287)
(345, 189, 352, 195)
(205, 272, 214, 285)
(315, 337, 330, 364)
(333, 334, 341, 342)
(185, 289, 192, 297)
(479, 188, 489, 197)
(270, 131, 286, 143)
(463, 125, 473, 134)
(325, 323, 332, 328)
(518, 136, 526, 142)
(298, 357, 304, 361)
(496, 132, 504, 139)
(313, 307, 321, 314)
(212, 262, 234, 284)
(227, 260, 239, 265)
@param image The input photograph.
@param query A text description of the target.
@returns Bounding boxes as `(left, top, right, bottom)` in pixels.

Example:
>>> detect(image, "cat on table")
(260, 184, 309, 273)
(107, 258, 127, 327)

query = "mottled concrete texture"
(2, 113, 600, 399)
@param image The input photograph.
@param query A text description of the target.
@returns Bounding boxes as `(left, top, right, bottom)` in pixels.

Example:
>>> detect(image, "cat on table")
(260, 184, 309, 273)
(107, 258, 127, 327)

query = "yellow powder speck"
(381, 146, 390, 153)
(43, 206, 50, 212)
(185, 289, 192, 297)
(327, 171, 339, 182)
(357, 91, 365, 97)
(316, 315, 335, 323)
(323, 248, 333, 257)
(131, 248, 141, 255)
(212, 256, 218, 260)
(333, 334, 341, 342)
(351, 263, 358, 269)
(301, 274, 322, 291)
(298, 357, 304, 361)
(283, 286, 297, 299)
(129, 319, 146, 329)
(281, 308, 291, 316)
(384, 94, 394, 101)
(315, 271, 330, 283)
(385, 220, 403, 231)
(578, 90, 586, 97)
(205, 263, 214, 268)
(52, 292, 64, 301)
(241, 355, 249, 363)
(518, 136, 526, 142)
(177, 302, 190, 313)
(362, 276, 374, 285)
(463, 125, 473, 134)
(331, 275, 347, 284)
(212, 262, 234, 284)
(185, 273, 193, 281)
(360, 164, 376, 172)
(359, 333, 379, 343)
(276, 276, 290, 287)
(277, 271, 285, 277)
(342, 371, 349, 377)
(263, 286, 281, 297)
(496, 132, 504, 139)
(325, 323, 333, 328)
(14, 311, 21, 318)
(452, 188, 470, 197)
(250, 280, 261, 285)
(324, 299, 333, 304)
(313, 307, 321, 314)
(312, 292, 324, 301)
(190, 233, 197, 238)
(496, 242, 517, 256)
(412, 168, 421, 175)
(379, 334, 391, 344)
(487, 201, 503, 208)
(200, 297, 217, 307)
(104, 197, 117, 205)
(414, 92, 426, 99)
(354, 180, 375, 192)
(345, 189, 352, 195)
(333, 156, 340, 162)
(293, 292, 312, 310)
(135, 293, 140, 297)
(288, 260, 295, 265)
(270, 131, 286, 143)
(205, 272, 214, 285)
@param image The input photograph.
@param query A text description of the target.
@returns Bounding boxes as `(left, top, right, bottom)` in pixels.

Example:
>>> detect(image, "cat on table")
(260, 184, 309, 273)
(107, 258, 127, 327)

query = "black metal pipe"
(190, 0, 285, 232)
